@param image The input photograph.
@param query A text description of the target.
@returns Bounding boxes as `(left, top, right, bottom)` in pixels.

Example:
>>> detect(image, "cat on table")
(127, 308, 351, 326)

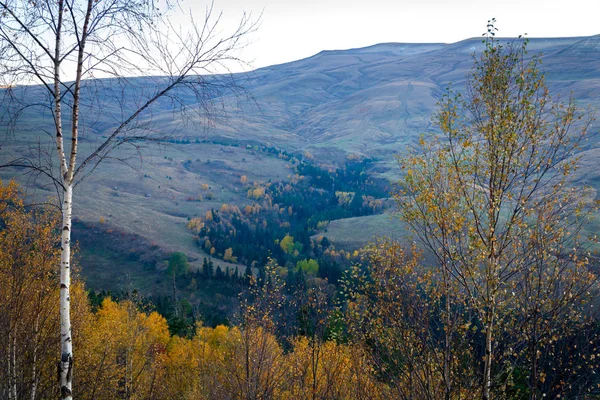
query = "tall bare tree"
(0, 1, 256, 398)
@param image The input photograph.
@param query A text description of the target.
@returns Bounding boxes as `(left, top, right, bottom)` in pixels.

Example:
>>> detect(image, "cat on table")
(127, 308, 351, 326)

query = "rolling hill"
(1, 35, 599, 290)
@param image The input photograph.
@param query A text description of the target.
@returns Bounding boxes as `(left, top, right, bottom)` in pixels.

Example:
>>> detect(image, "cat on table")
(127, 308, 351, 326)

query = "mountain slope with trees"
(1, 35, 598, 273)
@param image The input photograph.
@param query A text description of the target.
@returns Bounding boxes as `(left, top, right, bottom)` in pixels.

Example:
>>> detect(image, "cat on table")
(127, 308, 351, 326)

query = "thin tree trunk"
(12, 332, 17, 400)
(444, 296, 452, 400)
(529, 312, 539, 400)
(8, 329, 16, 400)
(311, 339, 319, 400)
(52, 2, 72, 395)
(530, 347, 538, 400)
(245, 331, 251, 400)
(31, 315, 39, 400)
(55, 1, 92, 397)
(482, 307, 494, 400)
(482, 181, 497, 400)
(443, 262, 452, 400)
(58, 184, 74, 400)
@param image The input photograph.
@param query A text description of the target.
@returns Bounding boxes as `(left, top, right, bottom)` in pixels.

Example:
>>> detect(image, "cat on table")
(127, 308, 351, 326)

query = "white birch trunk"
(58, 184, 73, 399)
(31, 315, 39, 400)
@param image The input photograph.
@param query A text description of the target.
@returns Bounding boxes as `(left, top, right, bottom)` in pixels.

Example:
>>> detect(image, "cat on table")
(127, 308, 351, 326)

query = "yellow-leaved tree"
(0, 181, 62, 399)
(0, 181, 92, 399)
(398, 21, 597, 400)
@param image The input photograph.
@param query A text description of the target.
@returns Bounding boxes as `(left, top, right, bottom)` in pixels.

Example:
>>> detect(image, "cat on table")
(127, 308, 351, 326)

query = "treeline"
(154, 254, 246, 335)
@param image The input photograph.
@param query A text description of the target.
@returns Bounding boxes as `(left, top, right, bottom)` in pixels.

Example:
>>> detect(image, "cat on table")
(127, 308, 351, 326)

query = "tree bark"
(482, 306, 494, 400)
(58, 184, 73, 400)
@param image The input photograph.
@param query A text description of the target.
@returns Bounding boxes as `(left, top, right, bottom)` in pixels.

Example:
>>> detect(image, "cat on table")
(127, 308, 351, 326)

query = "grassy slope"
(1, 35, 599, 293)
(319, 211, 411, 250)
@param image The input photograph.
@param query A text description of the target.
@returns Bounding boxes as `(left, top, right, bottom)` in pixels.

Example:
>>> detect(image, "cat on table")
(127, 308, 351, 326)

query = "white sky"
(180, 0, 600, 71)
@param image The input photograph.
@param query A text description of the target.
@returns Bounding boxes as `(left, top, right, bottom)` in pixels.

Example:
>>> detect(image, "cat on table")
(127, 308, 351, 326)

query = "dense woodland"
(188, 157, 385, 272)
(1, 18, 600, 400)
(1, 180, 599, 399)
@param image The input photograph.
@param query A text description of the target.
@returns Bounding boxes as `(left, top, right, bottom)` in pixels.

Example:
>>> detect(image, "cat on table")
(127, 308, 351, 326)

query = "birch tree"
(398, 23, 595, 399)
(0, 1, 256, 398)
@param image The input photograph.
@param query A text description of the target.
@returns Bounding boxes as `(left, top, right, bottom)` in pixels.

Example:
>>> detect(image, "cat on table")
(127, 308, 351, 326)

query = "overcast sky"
(181, 0, 599, 71)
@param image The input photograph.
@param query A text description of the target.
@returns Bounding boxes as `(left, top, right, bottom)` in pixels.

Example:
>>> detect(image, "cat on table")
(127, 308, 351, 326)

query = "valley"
(1, 35, 599, 322)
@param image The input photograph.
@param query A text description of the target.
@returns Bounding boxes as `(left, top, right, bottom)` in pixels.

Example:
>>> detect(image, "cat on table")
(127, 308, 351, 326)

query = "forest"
(189, 157, 385, 269)
(0, 0, 600, 394)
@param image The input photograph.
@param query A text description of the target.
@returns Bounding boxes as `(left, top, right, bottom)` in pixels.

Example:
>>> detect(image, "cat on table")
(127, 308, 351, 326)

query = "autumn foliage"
(1, 122, 600, 399)
(396, 30, 599, 400)
(0, 184, 382, 399)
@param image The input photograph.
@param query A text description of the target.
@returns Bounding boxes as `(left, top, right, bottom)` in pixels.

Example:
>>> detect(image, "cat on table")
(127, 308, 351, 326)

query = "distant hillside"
(1, 35, 599, 286)
(223, 36, 600, 164)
